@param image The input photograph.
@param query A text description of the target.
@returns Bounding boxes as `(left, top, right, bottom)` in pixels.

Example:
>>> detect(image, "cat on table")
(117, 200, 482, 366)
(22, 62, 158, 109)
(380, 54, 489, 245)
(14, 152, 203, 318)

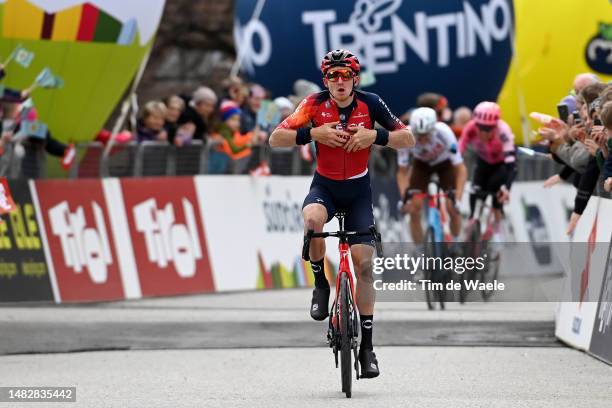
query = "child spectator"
(208, 102, 254, 174)
(137, 101, 168, 143)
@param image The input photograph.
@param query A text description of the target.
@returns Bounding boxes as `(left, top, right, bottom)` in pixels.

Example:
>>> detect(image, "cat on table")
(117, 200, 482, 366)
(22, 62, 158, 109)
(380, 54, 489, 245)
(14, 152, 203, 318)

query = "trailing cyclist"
(459, 101, 517, 234)
(269, 49, 414, 378)
(396, 107, 468, 247)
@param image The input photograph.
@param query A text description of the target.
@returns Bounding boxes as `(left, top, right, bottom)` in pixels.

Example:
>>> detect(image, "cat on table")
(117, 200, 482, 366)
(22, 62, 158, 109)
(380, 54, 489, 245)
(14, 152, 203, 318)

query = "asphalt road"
(0, 289, 609, 407)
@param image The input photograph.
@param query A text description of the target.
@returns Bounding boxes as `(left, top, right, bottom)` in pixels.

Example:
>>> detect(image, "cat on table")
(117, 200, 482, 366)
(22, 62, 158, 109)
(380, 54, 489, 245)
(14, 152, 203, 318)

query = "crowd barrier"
(0, 175, 610, 364)
(1, 141, 562, 180)
(554, 196, 612, 365)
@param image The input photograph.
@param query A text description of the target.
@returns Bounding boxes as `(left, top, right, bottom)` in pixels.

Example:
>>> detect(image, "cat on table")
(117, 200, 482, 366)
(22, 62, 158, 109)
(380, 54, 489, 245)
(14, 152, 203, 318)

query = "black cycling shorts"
(303, 171, 375, 246)
(471, 158, 509, 209)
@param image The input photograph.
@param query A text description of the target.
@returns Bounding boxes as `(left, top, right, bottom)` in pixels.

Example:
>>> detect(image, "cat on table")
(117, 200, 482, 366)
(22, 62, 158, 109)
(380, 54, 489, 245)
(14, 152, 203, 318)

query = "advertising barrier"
(0, 179, 53, 302)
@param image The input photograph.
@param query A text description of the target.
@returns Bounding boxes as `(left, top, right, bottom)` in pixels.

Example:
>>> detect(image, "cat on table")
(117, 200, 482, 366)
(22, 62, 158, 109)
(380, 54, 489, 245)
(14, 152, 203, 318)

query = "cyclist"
(269, 49, 414, 378)
(397, 107, 467, 245)
(459, 101, 516, 226)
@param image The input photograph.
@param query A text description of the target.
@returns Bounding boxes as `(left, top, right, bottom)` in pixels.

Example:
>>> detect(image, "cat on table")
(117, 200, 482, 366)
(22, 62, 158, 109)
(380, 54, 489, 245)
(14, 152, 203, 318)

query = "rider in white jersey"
(397, 108, 467, 244)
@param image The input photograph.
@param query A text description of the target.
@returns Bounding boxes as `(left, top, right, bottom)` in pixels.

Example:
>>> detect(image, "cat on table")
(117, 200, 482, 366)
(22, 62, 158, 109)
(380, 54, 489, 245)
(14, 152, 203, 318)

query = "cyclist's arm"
(458, 122, 474, 154)
(454, 162, 467, 200)
(369, 93, 415, 149)
(396, 148, 411, 196)
(499, 121, 517, 189)
(269, 95, 316, 147)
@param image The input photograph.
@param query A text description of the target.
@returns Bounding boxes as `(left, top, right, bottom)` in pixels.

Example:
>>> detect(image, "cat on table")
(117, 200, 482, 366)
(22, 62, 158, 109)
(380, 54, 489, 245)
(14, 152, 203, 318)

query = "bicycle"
(459, 187, 502, 303)
(302, 212, 383, 399)
(402, 179, 455, 310)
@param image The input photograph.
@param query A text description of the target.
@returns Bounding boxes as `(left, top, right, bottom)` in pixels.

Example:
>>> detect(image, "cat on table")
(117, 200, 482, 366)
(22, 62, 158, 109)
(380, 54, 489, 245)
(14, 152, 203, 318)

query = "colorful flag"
(10, 45, 34, 68)
(17, 120, 48, 139)
(35, 67, 64, 89)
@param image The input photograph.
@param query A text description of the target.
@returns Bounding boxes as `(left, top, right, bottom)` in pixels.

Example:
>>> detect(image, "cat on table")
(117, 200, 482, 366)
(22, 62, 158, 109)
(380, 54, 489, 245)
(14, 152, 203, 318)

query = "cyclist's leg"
(485, 163, 508, 225)
(407, 160, 429, 243)
(436, 160, 462, 237)
(469, 158, 492, 218)
(303, 177, 336, 321)
(302, 177, 335, 261)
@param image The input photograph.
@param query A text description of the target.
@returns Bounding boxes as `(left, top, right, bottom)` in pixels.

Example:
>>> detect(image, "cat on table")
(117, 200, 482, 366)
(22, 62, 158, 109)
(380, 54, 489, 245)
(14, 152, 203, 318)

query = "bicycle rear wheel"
(459, 220, 481, 304)
(424, 227, 446, 310)
(339, 273, 352, 398)
(480, 246, 500, 300)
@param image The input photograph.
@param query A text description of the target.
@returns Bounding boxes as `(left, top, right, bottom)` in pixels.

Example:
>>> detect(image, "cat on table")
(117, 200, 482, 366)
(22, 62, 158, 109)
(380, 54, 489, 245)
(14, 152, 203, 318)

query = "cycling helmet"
(473, 101, 501, 126)
(410, 107, 437, 134)
(320, 49, 361, 75)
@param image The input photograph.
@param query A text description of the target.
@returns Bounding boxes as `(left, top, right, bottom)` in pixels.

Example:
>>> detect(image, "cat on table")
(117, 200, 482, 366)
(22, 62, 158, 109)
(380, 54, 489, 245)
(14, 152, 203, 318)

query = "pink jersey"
(458, 119, 516, 165)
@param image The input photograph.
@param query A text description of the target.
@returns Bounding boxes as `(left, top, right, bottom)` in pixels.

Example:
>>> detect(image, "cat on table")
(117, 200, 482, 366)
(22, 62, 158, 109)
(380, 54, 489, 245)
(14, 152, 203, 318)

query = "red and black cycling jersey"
(276, 90, 406, 180)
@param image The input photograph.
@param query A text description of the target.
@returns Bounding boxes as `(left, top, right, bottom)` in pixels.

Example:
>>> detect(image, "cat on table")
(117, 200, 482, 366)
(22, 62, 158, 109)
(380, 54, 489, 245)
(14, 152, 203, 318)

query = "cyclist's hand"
(344, 127, 376, 152)
(311, 121, 349, 148)
(496, 185, 510, 204)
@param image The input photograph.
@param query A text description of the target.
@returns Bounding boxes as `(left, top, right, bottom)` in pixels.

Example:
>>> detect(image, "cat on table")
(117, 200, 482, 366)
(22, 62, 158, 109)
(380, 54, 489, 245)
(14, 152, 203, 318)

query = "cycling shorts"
(303, 171, 375, 246)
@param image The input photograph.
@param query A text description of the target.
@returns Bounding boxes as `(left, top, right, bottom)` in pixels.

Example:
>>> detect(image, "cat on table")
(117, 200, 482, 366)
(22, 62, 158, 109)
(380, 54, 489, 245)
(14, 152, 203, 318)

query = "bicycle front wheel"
(339, 273, 352, 398)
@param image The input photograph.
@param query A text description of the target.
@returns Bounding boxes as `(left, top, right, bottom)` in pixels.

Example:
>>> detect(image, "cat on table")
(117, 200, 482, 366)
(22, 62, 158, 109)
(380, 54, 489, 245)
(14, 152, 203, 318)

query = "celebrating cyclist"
(459, 101, 516, 225)
(269, 49, 414, 378)
(397, 107, 467, 245)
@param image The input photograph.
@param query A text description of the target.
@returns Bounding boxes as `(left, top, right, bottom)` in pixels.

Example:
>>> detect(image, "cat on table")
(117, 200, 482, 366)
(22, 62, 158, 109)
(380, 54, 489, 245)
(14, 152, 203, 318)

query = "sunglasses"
(477, 124, 495, 132)
(326, 69, 354, 82)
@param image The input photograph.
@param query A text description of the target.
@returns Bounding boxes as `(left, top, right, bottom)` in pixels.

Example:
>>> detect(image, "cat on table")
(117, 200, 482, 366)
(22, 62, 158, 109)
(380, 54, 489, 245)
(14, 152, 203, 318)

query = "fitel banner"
(118, 177, 215, 297)
(0, 179, 53, 302)
(32, 179, 128, 302)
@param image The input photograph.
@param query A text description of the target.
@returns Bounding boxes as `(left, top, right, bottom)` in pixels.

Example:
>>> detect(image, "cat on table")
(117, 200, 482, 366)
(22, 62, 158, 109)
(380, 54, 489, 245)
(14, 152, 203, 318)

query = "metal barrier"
(0, 140, 591, 182)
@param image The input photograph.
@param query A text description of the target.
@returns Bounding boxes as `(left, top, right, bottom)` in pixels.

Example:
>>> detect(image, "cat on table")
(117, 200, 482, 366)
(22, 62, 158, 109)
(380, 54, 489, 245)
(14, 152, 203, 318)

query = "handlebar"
(302, 225, 383, 261)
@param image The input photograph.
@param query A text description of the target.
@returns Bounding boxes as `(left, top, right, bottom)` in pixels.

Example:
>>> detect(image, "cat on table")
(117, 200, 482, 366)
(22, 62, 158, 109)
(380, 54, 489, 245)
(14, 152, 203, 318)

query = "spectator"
(163, 95, 185, 144)
(273, 97, 294, 121)
(136, 101, 168, 143)
(178, 86, 217, 141)
(208, 102, 254, 174)
(596, 101, 612, 191)
(417, 92, 451, 123)
(451, 106, 472, 138)
(289, 79, 321, 108)
(221, 76, 247, 106)
(240, 83, 266, 133)
(573, 73, 600, 95)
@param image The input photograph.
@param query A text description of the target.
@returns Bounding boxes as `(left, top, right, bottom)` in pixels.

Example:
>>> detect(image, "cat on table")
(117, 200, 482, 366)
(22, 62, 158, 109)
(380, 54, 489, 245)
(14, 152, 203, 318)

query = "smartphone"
(557, 104, 569, 123)
(572, 110, 582, 125)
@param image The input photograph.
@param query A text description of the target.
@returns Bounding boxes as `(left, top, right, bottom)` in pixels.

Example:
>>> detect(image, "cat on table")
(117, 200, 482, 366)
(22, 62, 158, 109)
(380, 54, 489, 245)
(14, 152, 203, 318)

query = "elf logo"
(585, 22, 612, 75)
